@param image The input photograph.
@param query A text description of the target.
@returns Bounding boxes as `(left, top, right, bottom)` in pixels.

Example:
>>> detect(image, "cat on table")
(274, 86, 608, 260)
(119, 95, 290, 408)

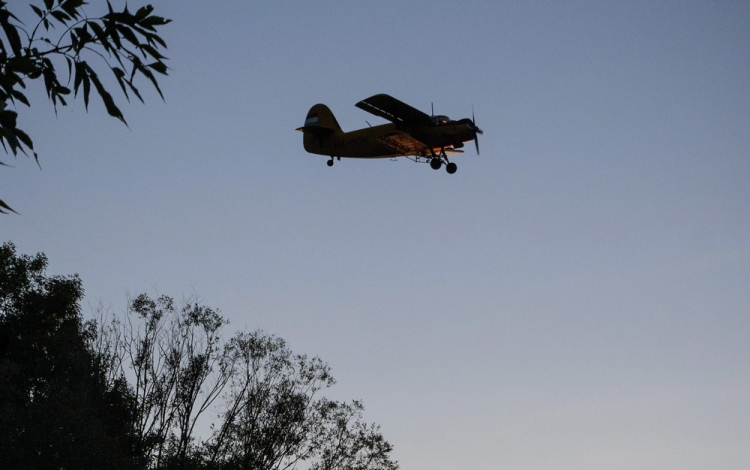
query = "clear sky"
(4, 1, 750, 468)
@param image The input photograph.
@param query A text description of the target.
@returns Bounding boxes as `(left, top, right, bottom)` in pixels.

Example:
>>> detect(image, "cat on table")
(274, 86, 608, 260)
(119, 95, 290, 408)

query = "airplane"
(296, 94, 483, 174)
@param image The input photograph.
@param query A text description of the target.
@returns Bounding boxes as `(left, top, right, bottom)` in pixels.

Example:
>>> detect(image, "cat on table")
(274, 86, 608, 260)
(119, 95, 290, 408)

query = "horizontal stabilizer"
(295, 124, 335, 134)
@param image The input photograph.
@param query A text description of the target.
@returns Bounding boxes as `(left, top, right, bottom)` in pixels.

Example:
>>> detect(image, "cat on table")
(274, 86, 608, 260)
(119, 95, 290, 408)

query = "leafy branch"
(0, 0, 170, 213)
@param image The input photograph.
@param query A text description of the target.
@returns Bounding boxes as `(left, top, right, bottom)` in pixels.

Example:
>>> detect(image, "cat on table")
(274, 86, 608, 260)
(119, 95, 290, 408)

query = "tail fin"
(295, 104, 342, 134)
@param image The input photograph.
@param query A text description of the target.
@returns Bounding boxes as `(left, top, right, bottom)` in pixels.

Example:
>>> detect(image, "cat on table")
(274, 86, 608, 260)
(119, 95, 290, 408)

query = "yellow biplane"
(296, 94, 483, 174)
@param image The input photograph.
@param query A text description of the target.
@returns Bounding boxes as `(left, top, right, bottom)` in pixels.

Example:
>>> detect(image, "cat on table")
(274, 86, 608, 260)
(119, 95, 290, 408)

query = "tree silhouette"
(0, 241, 141, 468)
(1, 242, 399, 470)
(94, 296, 399, 470)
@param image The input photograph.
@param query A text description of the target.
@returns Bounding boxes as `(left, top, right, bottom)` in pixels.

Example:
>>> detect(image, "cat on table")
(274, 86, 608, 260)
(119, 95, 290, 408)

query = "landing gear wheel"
(430, 158, 442, 170)
(327, 159, 334, 167)
(446, 162, 457, 174)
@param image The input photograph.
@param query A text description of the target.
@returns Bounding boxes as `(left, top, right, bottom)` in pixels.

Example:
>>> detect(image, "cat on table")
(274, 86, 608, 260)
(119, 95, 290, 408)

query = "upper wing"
(355, 94, 431, 126)
(377, 131, 431, 156)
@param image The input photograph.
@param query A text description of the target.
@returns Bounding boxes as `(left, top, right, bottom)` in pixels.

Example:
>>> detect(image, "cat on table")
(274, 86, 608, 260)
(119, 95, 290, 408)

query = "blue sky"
(3, 1, 750, 468)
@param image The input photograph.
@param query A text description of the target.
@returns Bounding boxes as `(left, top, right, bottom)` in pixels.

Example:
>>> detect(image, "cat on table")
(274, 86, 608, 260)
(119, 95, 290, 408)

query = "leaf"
(127, 80, 143, 103)
(14, 128, 34, 150)
(74, 25, 93, 45)
(131, 25, 154, 43)
(88, 21, 111, 53)
(0, 199, 18, 214)
(44, 0, 54, 10)
(30, 5, 44, 19)
(41, 61, 58, 100)
(10, 89, 30, 106)
(70, 30, 79, 52)
(1, 7, 22, 24)
(83, 67, 90, 108)
(111, 66, 129, 101)
(73, 60, 84, 97)
(50, 10, 71, 25)
(0, 13, 23, 56)
(141, 15, 171, 28)
(0, 110, 18, 128)
(133, 60, 163, 100)
(135, 5, 154, 20)
(107, 22, 123, 49)
(115, 24, 139, 47)
(140, 43, 165, 60)
(88, 68, 126, 124)
(147, 61, 167, 75)
(61, 0, 85, 18)
(0, 126, 21, 155)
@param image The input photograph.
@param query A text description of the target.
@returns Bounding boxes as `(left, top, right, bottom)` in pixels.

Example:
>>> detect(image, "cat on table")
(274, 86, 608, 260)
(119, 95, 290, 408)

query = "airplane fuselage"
(303, 123, 396, 158)
(303, 121, 477, 158)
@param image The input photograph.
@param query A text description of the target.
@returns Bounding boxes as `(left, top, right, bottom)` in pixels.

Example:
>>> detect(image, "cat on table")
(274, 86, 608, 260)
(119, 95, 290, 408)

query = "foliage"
(1, 241, 398, 470)
(0, 0, 170, 213)
(205, 331, 335, 470)
(92, 293, 233, 469)
(0, 241, 141, 468)
(94, 296, 399, 470)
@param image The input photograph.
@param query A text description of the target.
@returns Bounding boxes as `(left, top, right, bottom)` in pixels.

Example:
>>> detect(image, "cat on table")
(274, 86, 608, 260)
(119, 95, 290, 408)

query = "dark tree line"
(1, 242, 398, 470)
(0, 241, 138, 468)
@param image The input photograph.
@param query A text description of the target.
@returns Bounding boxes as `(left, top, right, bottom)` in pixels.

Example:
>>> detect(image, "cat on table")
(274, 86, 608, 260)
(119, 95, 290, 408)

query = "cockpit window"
(431, 115, 450, 125)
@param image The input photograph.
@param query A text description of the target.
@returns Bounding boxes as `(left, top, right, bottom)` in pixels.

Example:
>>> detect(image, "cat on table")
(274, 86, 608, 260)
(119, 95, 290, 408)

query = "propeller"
(471, 107, 483, 155)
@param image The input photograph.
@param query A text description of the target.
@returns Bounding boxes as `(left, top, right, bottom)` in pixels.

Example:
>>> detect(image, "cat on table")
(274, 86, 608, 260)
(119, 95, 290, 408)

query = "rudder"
(296, 104, 342, 133)
(296, 104, 344, 155)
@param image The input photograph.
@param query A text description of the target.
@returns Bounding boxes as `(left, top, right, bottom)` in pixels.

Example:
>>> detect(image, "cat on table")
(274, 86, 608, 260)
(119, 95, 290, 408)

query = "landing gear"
(327, 159, 334, 167)
(429, 148, 457, 175)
